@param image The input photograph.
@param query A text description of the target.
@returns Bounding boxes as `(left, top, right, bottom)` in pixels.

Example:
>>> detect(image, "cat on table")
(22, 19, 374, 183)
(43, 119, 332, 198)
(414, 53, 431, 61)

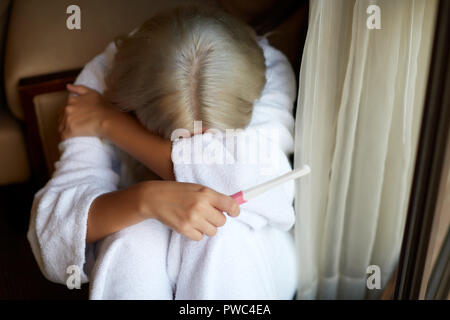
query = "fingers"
(205, 208, 227, 228)
(182, 204, 219, 240)
(185, 191, 233, 241)
(67, 95, 77, 105)
(194, 218, 218, 237)
(66, 83, 90, 95)
(178, 207, 221, 241)
(181, 218, 217, 241)
(207, 189, 240, 217)
(184, 228, 204, 242)
(160, 183, 240, 242)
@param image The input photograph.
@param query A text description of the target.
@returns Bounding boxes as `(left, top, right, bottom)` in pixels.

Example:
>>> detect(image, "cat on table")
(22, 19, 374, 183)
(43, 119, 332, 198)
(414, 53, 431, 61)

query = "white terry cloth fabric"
(27, 37, 298, 299)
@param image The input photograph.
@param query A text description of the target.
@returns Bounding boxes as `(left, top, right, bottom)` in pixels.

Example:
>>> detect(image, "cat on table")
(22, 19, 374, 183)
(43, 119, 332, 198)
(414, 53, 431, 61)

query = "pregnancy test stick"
(231, 165, 311, 205)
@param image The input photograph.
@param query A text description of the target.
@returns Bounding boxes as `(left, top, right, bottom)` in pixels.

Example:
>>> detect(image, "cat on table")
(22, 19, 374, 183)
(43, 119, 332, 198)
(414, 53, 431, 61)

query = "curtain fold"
(294, 0, 437, 299)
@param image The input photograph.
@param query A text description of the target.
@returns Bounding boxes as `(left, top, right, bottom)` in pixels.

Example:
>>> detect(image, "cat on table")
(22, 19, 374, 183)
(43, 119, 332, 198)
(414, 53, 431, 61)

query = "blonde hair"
(104, 5, 266, 139)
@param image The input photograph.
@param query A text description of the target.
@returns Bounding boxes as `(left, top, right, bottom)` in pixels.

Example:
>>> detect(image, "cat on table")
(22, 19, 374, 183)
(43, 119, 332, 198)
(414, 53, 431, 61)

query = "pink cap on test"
(231, 191, 246, 205)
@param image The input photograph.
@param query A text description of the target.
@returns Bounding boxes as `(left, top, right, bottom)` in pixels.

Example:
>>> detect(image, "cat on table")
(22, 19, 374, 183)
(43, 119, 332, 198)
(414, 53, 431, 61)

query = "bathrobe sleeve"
(27, 42, 121, 285)
(172, 39, 297, 231)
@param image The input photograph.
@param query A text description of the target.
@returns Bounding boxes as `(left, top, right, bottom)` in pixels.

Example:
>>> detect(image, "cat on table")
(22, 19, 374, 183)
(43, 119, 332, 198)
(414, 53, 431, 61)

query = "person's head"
(104, 5, 266, 139)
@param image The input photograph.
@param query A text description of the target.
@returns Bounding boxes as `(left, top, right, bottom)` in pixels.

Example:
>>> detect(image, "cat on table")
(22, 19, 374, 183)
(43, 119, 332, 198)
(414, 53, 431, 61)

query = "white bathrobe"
(27, 37, 298, 300)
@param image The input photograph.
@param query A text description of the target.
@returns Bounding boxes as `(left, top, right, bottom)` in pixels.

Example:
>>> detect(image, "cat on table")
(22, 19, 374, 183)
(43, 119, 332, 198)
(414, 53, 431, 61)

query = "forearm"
(86, 183, 148, 244)
(102, 111, 174, 180)
(86, 180, 240, 244)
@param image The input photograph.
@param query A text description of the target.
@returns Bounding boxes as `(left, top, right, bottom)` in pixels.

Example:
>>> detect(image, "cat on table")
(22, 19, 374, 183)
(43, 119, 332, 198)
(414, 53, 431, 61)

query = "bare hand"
(58, 84, 122, 140)
(137, 181, 240, 241)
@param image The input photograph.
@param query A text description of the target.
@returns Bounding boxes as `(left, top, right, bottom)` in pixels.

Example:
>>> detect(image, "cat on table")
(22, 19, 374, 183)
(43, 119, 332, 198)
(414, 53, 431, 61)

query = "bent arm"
(86, 183, 145, 244)
(74, 39, 174, 180)
(101, 112, 174, 180)
(27, 42, 121, 284)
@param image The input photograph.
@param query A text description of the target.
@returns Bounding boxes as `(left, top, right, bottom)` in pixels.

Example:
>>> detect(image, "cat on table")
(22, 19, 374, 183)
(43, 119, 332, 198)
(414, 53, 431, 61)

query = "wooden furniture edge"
(18, 68, 81, 188)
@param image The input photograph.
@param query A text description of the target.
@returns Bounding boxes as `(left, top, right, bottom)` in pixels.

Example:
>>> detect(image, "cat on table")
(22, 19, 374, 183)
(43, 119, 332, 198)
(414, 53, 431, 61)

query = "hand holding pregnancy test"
(231, 165, 311, 205)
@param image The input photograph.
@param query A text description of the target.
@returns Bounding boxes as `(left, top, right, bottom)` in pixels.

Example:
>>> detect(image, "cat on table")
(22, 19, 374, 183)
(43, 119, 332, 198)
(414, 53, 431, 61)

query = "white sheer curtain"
(294, 0, 437, 299)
